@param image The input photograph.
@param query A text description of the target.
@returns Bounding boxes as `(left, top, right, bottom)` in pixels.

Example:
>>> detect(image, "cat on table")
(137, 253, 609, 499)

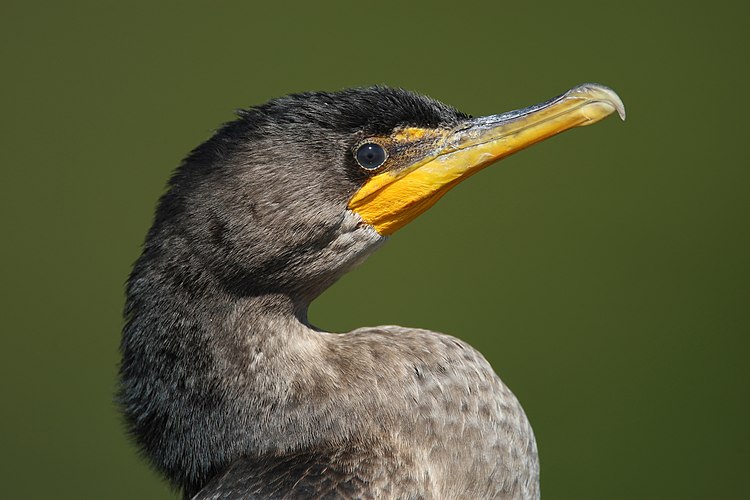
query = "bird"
(119, 83, 625, 499)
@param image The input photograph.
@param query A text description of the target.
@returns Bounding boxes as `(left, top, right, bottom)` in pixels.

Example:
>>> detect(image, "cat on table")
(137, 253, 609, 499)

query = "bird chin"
(336, 209, 387, 270)
(295, 210, 385, 302)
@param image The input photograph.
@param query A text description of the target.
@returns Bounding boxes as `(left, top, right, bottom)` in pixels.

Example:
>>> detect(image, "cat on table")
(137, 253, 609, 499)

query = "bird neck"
(120, 249, 326, 493)
(120, 219, 393, 496)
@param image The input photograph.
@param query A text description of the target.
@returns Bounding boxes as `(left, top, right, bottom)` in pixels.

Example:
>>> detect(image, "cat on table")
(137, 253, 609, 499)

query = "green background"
(2, 1, 747, 498)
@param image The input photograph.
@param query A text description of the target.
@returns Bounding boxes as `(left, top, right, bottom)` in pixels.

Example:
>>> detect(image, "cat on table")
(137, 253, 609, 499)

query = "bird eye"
(355, 143, 387, 170)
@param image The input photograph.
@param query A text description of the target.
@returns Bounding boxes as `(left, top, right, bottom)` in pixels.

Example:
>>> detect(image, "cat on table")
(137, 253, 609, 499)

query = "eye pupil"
(356, 143, 386, 170)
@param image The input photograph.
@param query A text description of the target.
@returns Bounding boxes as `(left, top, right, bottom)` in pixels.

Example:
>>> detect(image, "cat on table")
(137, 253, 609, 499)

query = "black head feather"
(237, 85, 468, 135)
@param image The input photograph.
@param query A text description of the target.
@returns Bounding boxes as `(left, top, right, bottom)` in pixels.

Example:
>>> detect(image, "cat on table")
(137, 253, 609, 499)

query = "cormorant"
(119, 83, 625, 499)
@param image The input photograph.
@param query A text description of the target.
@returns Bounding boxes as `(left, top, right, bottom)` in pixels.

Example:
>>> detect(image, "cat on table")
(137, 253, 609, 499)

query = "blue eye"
(355, 143, 387, 170)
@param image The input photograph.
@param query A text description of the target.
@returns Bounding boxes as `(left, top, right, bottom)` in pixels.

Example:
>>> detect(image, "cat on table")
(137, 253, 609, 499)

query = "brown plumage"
(119, 85, 623, 499)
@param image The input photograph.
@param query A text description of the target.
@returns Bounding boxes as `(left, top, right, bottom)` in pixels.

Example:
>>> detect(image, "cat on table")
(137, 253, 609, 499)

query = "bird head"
(147, 84, 624, 302)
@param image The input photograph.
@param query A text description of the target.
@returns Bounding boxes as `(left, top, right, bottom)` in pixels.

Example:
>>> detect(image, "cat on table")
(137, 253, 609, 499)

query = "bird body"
(120, 85, 623, 499)
(190, 319, 538, 499)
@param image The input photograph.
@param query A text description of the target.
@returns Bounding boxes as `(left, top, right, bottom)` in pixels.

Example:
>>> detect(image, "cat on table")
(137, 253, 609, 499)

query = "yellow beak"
(348, 83, 626, 235)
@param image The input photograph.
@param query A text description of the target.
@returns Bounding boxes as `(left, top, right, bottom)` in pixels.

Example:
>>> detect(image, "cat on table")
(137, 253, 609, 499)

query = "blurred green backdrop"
(1, 1, 748, 498)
